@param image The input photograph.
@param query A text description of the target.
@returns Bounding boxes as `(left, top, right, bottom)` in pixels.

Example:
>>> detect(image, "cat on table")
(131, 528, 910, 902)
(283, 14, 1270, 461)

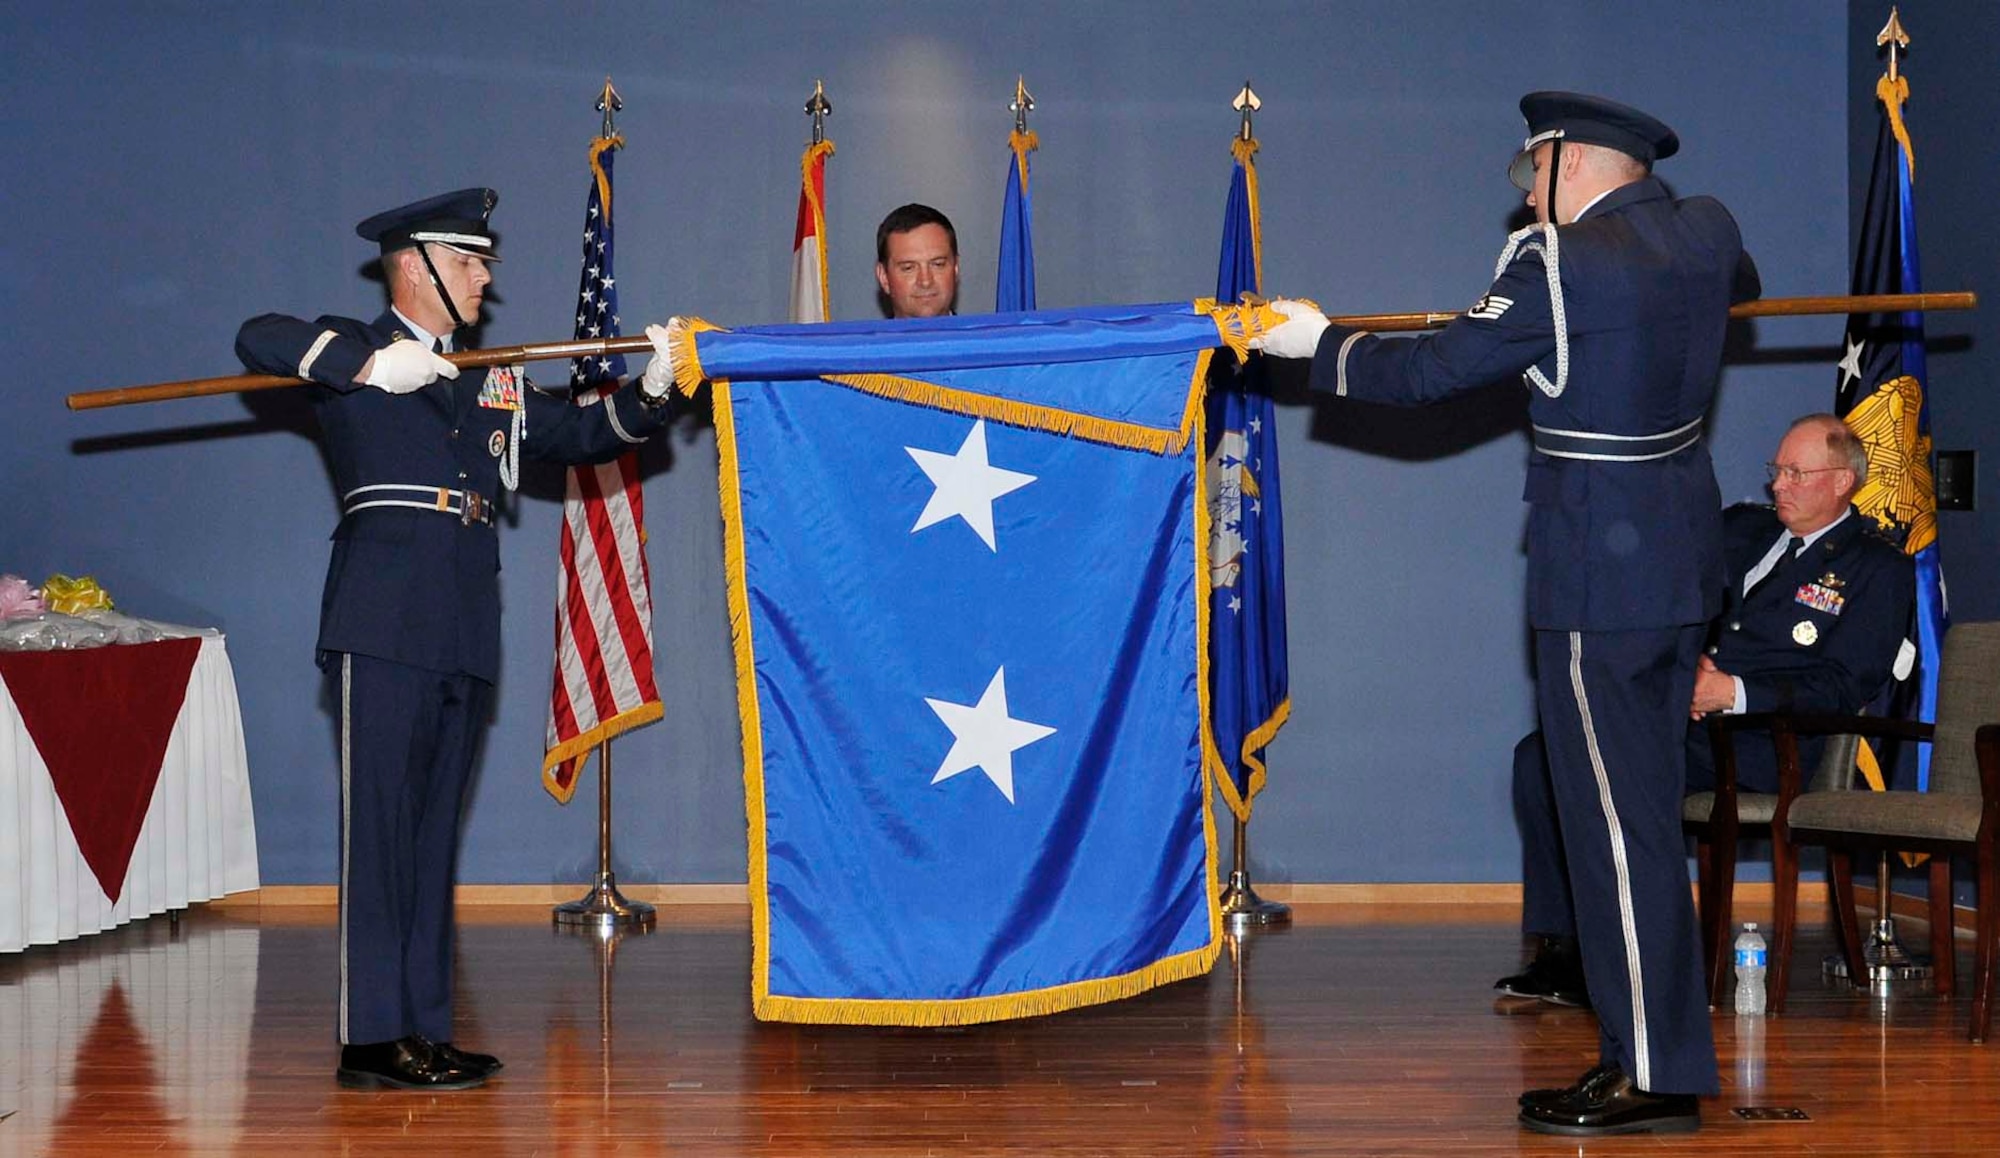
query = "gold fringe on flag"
(717, 367, 1224, 1026)
(669, 316, 726, 397)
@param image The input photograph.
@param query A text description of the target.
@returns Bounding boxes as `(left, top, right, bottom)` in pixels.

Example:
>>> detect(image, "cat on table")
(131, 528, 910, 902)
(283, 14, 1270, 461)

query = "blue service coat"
(1697, 502, 1915, 791)
(237, 310, 667, 682)
(1310, 177, 1761, 631)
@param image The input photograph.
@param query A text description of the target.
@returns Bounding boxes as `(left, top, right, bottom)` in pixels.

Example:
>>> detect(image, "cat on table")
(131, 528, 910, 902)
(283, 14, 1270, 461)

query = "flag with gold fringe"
(789, 137, 834, 323)
(1204, 131, 1290, 824)
(541, 133, 663, 802)
(1835, 57, 1947, 794)
(668, 302, 1273, 1024)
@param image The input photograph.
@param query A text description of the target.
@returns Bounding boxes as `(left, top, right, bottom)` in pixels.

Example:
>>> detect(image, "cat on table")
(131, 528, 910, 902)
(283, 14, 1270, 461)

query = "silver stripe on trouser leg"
(1567, 631, 1651, 1089)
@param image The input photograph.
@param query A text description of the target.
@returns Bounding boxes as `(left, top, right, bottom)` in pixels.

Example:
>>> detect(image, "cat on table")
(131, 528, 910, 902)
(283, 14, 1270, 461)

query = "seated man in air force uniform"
(1253, 92, 1760, 1135)
(1502, 414, 1915, 1011)
(236, 188, 680, 1090)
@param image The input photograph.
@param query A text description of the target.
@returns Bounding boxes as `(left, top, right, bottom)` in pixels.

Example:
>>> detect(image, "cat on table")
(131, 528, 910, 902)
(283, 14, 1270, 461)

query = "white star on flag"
(906, 419, 1036, 551)
(925, 667, 1057, 804)
(1837, 334, 1865, 389)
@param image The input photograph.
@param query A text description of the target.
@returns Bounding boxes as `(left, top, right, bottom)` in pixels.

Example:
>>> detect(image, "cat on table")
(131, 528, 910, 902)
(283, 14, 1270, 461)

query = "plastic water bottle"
(1734, 922, 1768, 1015)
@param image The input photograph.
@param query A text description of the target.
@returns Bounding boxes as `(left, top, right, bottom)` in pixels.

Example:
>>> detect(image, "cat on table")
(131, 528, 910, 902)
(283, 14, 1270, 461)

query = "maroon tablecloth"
(0, 638, 202, 900)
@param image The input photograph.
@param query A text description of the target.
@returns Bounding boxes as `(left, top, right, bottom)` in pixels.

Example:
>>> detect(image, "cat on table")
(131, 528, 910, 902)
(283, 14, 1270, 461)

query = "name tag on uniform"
(1794, 582, 1845, 616)
(478, 364, 525, 411)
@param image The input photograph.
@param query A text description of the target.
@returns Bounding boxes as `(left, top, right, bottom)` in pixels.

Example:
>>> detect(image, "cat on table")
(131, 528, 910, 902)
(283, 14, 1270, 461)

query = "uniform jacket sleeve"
(521, 382, 670, 466)
(1731, 249, 1763, 306)
(1739, 538, 1914, 715)
(1306, 247, 1556, 405)
(235, 313, 377, 392)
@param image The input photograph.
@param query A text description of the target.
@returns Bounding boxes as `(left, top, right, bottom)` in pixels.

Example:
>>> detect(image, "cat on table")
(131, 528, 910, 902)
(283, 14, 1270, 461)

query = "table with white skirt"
(1, 634, 260, 953)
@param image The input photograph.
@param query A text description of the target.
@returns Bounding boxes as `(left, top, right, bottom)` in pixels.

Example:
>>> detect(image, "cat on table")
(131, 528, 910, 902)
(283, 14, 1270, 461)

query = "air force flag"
(681, 304, 1249, 1024)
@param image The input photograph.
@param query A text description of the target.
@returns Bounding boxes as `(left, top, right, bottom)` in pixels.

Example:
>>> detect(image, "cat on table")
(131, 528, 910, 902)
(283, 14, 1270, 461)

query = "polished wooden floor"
(4, 903, 1998, 1156)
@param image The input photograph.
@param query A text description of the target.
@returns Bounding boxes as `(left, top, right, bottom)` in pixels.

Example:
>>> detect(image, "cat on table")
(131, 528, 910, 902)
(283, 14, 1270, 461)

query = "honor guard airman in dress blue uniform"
(235, 188, 680, 1090)
(1253, 92, 1761, 1136)
(1507, 416, 1916, 1029)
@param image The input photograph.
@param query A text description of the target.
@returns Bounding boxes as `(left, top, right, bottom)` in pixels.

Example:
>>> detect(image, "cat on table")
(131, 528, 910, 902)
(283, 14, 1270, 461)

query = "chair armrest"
(1776, 713, 1936, 744)
(1704, 713, 1785, 796)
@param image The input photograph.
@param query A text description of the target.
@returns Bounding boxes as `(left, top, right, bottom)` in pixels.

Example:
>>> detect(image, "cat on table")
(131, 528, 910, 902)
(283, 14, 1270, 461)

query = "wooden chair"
(1684, 716, 1860, 1005)
(1767, 621, 2000, 1041)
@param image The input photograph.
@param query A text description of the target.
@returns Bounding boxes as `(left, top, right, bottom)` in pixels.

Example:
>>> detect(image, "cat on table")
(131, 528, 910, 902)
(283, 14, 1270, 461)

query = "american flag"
(542, 134, 663, 803)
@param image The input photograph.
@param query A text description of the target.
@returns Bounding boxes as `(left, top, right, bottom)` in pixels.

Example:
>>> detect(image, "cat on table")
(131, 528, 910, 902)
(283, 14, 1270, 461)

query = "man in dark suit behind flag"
(875, 203, 960, 319)
(1253, 92, 1759, 1135)
(1502, 414, 1914, 1014)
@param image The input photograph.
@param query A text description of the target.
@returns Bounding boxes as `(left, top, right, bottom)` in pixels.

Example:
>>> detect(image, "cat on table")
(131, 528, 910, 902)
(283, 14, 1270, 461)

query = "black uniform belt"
(1530, 417, 1702, 462)
(343, 484, 493, 526)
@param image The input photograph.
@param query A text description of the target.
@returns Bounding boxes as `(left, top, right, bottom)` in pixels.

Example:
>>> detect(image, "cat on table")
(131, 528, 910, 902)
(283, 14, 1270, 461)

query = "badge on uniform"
(1467, 293, 1514, 321)
(477, 364, 525, 411)
(488, 430, 507, 458)
(1792, 620, 1820, 646)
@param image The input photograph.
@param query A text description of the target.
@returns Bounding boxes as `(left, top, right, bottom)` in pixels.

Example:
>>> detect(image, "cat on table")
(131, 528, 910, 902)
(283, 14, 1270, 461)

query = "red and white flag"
(542, 133, 662, 803)
(788, 139, 834, 323)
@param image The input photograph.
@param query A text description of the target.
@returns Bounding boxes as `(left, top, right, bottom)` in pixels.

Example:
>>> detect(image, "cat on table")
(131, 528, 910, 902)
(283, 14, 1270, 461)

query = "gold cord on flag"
(588, 134, 624, 218)
(802, 138, 835, 320)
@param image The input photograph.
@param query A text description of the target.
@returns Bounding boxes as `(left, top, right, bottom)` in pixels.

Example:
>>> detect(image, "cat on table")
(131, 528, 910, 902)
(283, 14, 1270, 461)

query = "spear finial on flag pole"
(1877, 6, 1909, 82)
(1011, 75, 1035, 134)
(1233, 81, 1260, 143)
(806, 78, 832, 146)
(597, 76, 623, 138)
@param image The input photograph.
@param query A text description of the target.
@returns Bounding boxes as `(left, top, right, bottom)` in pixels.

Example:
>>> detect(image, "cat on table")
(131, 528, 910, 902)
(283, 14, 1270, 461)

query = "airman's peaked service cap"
(356, 187, 502, 261)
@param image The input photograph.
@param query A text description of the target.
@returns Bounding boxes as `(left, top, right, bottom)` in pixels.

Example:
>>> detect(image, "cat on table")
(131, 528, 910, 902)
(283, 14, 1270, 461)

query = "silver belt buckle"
(461, 491, 483, 526)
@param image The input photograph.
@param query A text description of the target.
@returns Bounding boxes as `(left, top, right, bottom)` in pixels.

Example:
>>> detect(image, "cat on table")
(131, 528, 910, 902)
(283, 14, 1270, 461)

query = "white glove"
(638, 320, 681, 404)
(362, 338, 458, 394)
(1248, 299, 1331, 360)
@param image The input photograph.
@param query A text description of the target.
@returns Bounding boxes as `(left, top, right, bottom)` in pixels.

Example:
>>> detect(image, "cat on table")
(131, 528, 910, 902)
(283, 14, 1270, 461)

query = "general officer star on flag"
(906, 419, 1036, 550)
(924, 666, 1057, 804)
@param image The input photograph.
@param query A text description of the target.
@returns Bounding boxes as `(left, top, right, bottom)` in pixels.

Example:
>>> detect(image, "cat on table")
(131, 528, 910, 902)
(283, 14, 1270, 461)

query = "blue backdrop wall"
(5, 2, 1944, 888)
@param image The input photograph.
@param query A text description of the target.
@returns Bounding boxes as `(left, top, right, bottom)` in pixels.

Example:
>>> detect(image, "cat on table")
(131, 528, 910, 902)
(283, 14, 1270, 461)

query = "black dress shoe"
(1518, 1061, 1616, 1108)
(1495, 936, 1591, 1008)
(1517, 1066, 1700, 1136)
(426, 1039, 504, 1077)
(337, 1037, 485, 1090)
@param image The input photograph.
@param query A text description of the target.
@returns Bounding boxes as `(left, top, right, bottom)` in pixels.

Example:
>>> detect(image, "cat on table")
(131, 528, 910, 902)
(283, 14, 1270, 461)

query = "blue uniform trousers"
(336, 652, 490, 1046)
(1517, 713, 1750, 941)
(1533, 626, 1716, 1096)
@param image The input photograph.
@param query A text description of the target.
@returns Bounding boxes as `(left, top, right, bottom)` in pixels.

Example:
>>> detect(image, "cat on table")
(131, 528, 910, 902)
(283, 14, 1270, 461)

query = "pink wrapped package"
(0, 574, 47, 621)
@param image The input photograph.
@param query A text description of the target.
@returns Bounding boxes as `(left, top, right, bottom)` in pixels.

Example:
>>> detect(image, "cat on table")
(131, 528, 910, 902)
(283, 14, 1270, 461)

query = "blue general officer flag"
(1836, 69, 1947, 791)
(996, 128, 1038, 312)
(1205, 135, 1290, 823)
(681, 304, 1249, 1024)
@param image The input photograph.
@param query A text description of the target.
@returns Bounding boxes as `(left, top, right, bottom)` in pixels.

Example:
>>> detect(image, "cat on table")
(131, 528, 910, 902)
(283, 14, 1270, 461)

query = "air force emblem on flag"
(1467, 293, 1514, 321)
(694, 304, 1234, 1026)
(1205, 425, 1261, 593)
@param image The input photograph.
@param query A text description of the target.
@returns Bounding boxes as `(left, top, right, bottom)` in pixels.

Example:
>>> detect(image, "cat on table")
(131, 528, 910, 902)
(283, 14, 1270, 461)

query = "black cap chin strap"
(1546, 135, 1565, 225)
(414, 241, 470, 333)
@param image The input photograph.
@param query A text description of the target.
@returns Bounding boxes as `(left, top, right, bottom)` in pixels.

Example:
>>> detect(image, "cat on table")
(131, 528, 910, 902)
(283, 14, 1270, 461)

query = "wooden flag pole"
(65, 290, 1977, 411)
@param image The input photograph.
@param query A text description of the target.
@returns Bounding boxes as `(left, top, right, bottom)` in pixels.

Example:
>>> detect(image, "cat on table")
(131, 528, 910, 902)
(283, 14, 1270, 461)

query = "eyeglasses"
(1765, 463, 1847, 485)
